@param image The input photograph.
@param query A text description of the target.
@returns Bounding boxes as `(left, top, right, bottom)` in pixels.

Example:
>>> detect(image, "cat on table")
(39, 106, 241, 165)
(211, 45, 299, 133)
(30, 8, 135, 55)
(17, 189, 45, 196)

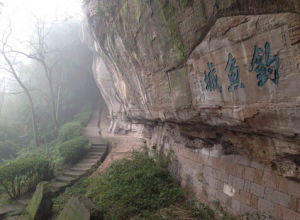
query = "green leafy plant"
(86, 151, 184, 219)
(58, 121, 82, 142)
(243, 211, 275, 220)
(183, 199, 215, 220)
(0, 157, 53, 199)
(57, 136, 89, 164)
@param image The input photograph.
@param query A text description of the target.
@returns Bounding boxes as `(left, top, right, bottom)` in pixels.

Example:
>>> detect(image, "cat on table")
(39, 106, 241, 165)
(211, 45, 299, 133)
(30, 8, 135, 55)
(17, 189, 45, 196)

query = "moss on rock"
(26, 182, 52, 220)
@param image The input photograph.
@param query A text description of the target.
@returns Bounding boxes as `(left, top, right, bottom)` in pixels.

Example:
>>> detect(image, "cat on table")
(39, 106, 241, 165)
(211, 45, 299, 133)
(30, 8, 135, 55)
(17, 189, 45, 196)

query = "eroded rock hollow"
(84, 0, 300, 217)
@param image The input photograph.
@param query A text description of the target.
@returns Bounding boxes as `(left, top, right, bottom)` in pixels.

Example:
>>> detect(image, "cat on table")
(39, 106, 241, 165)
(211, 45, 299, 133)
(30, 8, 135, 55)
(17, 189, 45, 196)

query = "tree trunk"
(1, 53, 40, 147)
(56, 70, 63, 123)
(42, 62, 58, 132)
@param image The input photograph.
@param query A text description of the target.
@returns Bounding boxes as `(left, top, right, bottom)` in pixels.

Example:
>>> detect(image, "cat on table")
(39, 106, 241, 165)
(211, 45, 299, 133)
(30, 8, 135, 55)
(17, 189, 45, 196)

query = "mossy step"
(0, 204, 24, 217)
(63, 170, 86, 178)
(87, 151, 103, 155)
(56, 175, 76, 183)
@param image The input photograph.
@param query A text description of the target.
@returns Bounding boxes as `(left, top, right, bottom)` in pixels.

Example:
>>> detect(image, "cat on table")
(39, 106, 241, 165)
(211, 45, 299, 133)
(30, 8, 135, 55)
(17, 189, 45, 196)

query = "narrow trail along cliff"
(82, 0, 300, 218)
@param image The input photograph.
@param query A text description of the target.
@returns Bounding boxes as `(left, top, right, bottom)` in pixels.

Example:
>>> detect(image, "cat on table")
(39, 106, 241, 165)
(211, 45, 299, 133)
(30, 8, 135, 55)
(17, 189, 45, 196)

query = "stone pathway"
(0, 107, 108, 218)
(50, 138, 108, 195)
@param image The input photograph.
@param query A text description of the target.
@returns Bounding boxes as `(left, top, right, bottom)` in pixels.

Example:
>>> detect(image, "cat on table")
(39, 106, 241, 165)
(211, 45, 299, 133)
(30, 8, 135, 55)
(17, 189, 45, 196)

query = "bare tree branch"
(0, 24, 40, 147)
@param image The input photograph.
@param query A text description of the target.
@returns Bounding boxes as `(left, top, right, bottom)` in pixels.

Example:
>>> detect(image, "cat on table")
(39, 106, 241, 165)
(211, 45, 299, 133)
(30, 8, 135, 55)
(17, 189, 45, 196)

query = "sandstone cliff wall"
(85, 0, 300, 217)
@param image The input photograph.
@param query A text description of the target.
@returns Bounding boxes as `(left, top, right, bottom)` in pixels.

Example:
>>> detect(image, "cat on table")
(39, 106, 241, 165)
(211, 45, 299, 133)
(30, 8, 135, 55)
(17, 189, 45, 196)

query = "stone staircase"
(0, 138, 108, 219)
(50, 141, 108, 194)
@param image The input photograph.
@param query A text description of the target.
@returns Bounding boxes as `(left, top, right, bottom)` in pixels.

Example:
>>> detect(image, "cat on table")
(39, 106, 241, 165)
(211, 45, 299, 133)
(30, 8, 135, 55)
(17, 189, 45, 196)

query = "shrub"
(0, 157, 53, 199)
(86, 151, 184, 219)
(58, 121, 82, 142)
(58, 136, 89, 164)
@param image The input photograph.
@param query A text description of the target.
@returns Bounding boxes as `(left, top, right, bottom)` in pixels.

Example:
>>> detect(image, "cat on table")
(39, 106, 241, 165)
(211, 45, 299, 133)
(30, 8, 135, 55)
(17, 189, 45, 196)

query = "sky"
(0, 0, 83, 40)
(0, 0, 84, 89)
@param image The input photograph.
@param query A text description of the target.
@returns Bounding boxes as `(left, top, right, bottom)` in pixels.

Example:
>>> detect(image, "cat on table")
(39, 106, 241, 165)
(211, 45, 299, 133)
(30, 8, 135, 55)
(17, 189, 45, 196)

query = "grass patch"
(52, 151, 239, 220)
(86, 151, 184, 219)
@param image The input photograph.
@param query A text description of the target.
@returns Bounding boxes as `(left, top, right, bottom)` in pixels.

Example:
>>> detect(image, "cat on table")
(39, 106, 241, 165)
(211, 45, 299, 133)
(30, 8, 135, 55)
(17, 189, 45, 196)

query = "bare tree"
(0, 26, 40, 147)
(10, 19, 60, 131)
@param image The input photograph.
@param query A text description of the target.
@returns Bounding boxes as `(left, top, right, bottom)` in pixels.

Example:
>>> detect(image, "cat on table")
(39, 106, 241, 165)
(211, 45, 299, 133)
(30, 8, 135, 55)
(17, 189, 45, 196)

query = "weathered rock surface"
(84, 0, 300, 217)
(26, 181, 52, 220)
(85, 0, 300, 180)
(56, 196, 101, 220)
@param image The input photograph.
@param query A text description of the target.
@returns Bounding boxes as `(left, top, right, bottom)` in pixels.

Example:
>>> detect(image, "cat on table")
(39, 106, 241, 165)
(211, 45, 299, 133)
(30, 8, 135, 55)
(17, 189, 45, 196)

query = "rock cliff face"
(85, 0, 300, 217)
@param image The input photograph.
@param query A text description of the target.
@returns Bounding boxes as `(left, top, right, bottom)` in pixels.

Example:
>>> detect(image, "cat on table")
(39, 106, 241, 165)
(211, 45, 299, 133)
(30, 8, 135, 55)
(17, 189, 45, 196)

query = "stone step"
(73, 162, 94, 168)
(75, 162, 95, 167)
(56, 175, 76, 183)
(79, 159, 98, 164)
(88, 151, 105, 156)
(89, 139, 107, 145)
(89, 148, 106, 153)
(85, 155, 101, 160)
(70, 166, 91, 172)
(87, 151, 103, 155)
(51, 181, 69, 189)
(16, 198, 31, 206)
(63, 170, 86, 178)
(90, 145, 106, 148)
(5, 215, 28, 220)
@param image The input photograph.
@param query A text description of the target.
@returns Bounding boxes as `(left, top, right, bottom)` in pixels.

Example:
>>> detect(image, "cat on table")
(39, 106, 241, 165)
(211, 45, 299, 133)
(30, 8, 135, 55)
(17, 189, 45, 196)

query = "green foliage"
(243, 211, 275, 220)
(58, 136, 89, 164)
(16, 139, 59, 162)
(58, 121, 82, 142)
(184, 199, 215, 220)
(86, 151, 184, 219)
(0, 157, 53, 199)
(73, 104, 92, 126)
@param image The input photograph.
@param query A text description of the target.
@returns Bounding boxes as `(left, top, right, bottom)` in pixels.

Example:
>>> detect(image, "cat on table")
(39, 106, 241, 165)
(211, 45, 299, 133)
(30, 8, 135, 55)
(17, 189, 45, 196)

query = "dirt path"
(95, 107, 147, 173)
